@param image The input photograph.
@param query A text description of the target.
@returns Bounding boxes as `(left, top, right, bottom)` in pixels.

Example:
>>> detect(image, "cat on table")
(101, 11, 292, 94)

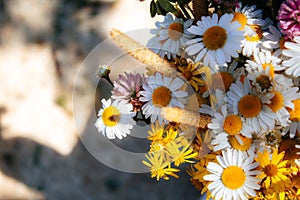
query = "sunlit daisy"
(203, 61, 242, 97)
(266, 75, 300, 126)
(142, 151, 180, 181)
(95, 98, 136, 139)
(262, 25, 286, 61)
(284, 98, 300, 138)
(256, 149, 291, 191)
(241, 17, 273, 57)
(204, 149, 260, 200)
(245, 50, 283, 79)
(186, 13, 244, 68)
(140, 72, 187, 124)
(208, 104, 252, 149)
(233, 2, 263, 35)
(277, 0, 300, 40)
(213, 133, 255, 156)
(246, 66, 274, 94)
(226, 78, 276, 132)
(147, 13, 193, 59)
(111, 72, 145, 112)
(282, 36, 300, 77)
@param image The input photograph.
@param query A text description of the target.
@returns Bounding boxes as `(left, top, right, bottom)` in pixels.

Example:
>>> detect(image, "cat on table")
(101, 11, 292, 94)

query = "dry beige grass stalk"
(110, 29, 177, 77)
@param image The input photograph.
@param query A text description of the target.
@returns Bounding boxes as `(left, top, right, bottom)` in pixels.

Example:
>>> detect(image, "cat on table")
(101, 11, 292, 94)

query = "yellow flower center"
(168, 22, 184, 41)
(102, 106, 121, 127)
(232, 12, 247, 30)
(152, 86, 172, 107)
(265, 132, 277, 144)
(238, 95, 262, 118)
(264, 164, 278, 177)
(221, 166, 246, 189)
(262, 63, 275, 78)
(267, 92, 284, 112)
(229, 134, 252, 151)
(245, 25, 263, 42)
(212, 72, 234, 91)
(203, 26, 227, 50)
(288, 99, 300, 122)
(223, 114, 243, 135)
(256, 74, 272, 91)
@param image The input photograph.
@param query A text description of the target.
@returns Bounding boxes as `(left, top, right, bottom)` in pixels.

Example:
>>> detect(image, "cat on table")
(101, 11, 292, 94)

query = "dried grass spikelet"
(192, 0, 208, 22)
(110, 29, 177, 77)
(161, 107, 211, 129)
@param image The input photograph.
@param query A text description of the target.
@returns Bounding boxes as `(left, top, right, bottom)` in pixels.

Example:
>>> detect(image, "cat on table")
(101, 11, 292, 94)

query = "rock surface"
(0, 0, 200, 199)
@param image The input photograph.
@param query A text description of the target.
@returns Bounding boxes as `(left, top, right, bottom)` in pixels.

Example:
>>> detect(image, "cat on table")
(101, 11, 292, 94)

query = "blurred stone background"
(0, 0, 200, 199)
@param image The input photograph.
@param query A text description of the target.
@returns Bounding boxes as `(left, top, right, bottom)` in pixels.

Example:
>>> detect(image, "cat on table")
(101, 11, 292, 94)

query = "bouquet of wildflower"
(94, 0, 300, 199)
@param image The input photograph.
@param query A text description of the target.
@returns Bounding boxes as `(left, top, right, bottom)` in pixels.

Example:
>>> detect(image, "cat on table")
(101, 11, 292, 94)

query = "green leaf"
(156, 1, 167, 15)
(150, 0, 157, 17)
(157, 0, 177, 13)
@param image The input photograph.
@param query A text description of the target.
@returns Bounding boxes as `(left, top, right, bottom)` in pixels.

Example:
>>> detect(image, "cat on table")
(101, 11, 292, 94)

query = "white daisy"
(245, 50, 283, 94)
(147, 13, 193, 59)
(282, 36, 300, 77)
(95, 98, 136, 139)
(208, 104, 253, 153)
(266, 74, 300, 126)
(262, 25, 285, 57)
(283, 98, 300, 138)
(208, 104, 252, 138)
(246, 65, 274, 94)
(255, 128, 282, 151)
(226, 78, 276, 132)
(204, 149, 260, 200)
(203, 61, 243, 97)
(185, 13, 244, 68)
(241, 17, 273, 57)
(139, 72, 188, 124)
(212, 133, 256, 157)
(233, 2, 264, 35)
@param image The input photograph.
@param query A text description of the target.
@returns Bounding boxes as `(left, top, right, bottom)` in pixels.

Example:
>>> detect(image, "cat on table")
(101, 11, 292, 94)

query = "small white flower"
(241, 17, 273, 57)
(226, 78, 276, 132)
(140, 72, 187, 124)
(265, 74, 300, 127)
(185, 13, 244, 68)
(147, 13, 193, 59)
(95, 98, 136, 139)
(282, 36, 300, 77)
(204, 149, 260, 200)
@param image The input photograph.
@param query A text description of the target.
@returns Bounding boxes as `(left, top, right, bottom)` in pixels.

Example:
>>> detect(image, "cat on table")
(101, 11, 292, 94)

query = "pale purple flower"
(277, 0, 300, 40)
(111, 72, 145, 111)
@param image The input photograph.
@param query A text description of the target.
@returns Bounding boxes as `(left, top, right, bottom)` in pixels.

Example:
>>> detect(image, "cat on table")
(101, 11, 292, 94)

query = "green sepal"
(150, 0, 157, 17)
